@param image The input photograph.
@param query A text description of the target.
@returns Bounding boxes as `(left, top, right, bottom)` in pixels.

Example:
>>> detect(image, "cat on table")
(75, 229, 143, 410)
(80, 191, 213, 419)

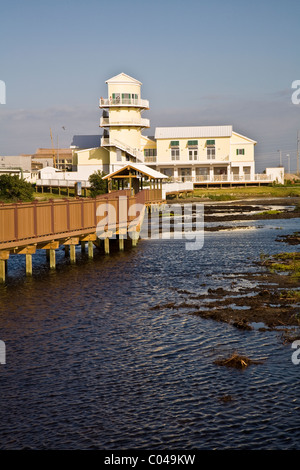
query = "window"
(243, 166, 251, 180)
(207, 147, 215, 159)
(111, 93, 120, 104)
(122, 93, 131, 103)
(121, 93, 139, 104)
(171, 148, 180, 160)
(180, 168, 191, 182)
(116, 149, 122, 161)
(189, 149, 198, 160)
(206, 139, 215, 159)
(112, 93, 139, 104)
(196, 167, 209, 176)
(236, 149, 245, 155)
(144, 148, 157, 162)
(144, 149, 157, 157)
(161, 168, 174, 177)
(170, 141, 180, 160)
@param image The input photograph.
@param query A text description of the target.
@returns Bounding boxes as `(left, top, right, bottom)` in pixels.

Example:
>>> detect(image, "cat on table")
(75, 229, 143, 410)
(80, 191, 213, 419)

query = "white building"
(42, 72, 284, 188)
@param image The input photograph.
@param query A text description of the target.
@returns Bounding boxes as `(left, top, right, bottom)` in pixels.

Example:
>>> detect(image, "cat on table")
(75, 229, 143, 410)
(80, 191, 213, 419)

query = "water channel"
(0, 201, 299, 449)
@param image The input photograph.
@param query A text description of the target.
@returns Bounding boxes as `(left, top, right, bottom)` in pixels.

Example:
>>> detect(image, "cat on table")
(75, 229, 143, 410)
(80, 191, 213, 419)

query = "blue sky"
(1, 0, 300, 172)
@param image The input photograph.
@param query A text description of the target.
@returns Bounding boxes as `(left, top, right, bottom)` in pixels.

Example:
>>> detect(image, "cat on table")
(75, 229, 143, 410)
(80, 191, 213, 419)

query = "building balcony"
(99, 97, 149, 109)
(100, 117, 150, 128)
(144, 156, 157, 163)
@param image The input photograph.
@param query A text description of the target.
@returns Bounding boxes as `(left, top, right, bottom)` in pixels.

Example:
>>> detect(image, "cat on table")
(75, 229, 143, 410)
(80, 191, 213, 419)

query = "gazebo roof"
(102, 163, 167, 180)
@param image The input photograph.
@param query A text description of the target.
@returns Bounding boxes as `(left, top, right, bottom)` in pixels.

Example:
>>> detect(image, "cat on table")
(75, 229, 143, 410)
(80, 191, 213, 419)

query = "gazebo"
(102, 162, 167, 195)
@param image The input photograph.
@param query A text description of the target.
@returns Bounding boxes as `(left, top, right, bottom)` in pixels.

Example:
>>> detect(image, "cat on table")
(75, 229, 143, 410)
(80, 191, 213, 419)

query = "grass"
(267, 252, 300, 278)
(257, 209, 282, 216)
(189, 185, 300, 201)
(279, 290, 300, 301)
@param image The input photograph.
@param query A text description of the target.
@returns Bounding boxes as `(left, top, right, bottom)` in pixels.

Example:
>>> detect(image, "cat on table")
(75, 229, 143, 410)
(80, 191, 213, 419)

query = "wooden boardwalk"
(0, 188, 163, 282)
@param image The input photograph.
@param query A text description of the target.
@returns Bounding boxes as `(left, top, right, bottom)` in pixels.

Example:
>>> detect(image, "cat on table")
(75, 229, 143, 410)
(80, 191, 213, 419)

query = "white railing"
(99, 97, 149, 108)
(144, 156, 157, 163)
(255, 174, 270, 180)
(100, 117, 150, 128)
(101, 137, 144, 162)
(167, 174, 273, 183)
(36, 179, 91, 188)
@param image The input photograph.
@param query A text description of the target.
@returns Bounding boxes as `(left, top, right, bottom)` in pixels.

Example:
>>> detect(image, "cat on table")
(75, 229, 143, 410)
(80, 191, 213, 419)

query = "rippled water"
(0, 215, 299, 450)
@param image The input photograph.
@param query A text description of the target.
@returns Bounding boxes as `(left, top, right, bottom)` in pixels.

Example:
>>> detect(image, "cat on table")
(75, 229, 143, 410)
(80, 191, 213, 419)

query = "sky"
(0, 0, 300, 173)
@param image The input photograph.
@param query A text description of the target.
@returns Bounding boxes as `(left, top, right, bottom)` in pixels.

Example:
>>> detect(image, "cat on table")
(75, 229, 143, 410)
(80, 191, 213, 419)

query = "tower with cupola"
(99, 73, 150, 171)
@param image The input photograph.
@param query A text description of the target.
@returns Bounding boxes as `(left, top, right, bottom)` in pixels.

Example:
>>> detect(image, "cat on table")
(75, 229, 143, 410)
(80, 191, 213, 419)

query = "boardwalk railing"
(0, 188, 162, 250)
(0, 188, 164, 281)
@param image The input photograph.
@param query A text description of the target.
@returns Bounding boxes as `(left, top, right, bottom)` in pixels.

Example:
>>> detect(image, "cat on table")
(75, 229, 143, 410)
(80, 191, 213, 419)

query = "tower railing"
(99, 97, 149, 109)
(100, 117, 150, 128)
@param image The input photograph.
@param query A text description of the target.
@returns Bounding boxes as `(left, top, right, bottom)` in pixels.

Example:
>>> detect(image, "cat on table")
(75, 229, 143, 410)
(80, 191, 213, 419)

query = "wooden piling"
(49, 249, 56, 269)
(104, 237, 110, 254)
(70, 244, 76, 264)
(131, 231, 139, 247)
(119, 236, 124, 251)
(88, 240, 93, 259)
(25, 254, 32, 276)
(0, 260, 6, 283)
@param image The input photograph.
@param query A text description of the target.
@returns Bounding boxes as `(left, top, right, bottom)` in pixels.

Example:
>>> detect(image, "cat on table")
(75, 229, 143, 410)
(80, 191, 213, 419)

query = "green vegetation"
(88, 170, 108, 197)
(267, 252, 300, 278)
(34, 191, 74, 200)
(279, 290, 300, 301)
(0, 174, 34, 202)
(257, 209, 282, 216)
(189, 184, 300, 201)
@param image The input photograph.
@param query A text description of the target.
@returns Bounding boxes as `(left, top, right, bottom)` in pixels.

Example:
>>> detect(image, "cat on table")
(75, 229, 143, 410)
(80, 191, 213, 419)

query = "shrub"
(0, 174, 34, 202)
(88, 170, 108, 197)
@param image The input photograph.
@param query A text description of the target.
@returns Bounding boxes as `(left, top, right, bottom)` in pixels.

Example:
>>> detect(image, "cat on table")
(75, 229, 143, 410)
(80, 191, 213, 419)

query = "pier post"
(70, 245, 76, 264)
(104, 237, 110, 254)
(0, 260, 5, 283)
(49, 249, 56, 269)
(65, 245, 70, 257)
(63, 238, 79, 264)
(25, 254, 32, 276)
(119, 236, 124, 251)
(38, 241, 59, 270)
(131, 231, 139, 247)
(0, 250, 12, 281)
(88, 240, 93, 259)
(81, 241, 86, 253)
